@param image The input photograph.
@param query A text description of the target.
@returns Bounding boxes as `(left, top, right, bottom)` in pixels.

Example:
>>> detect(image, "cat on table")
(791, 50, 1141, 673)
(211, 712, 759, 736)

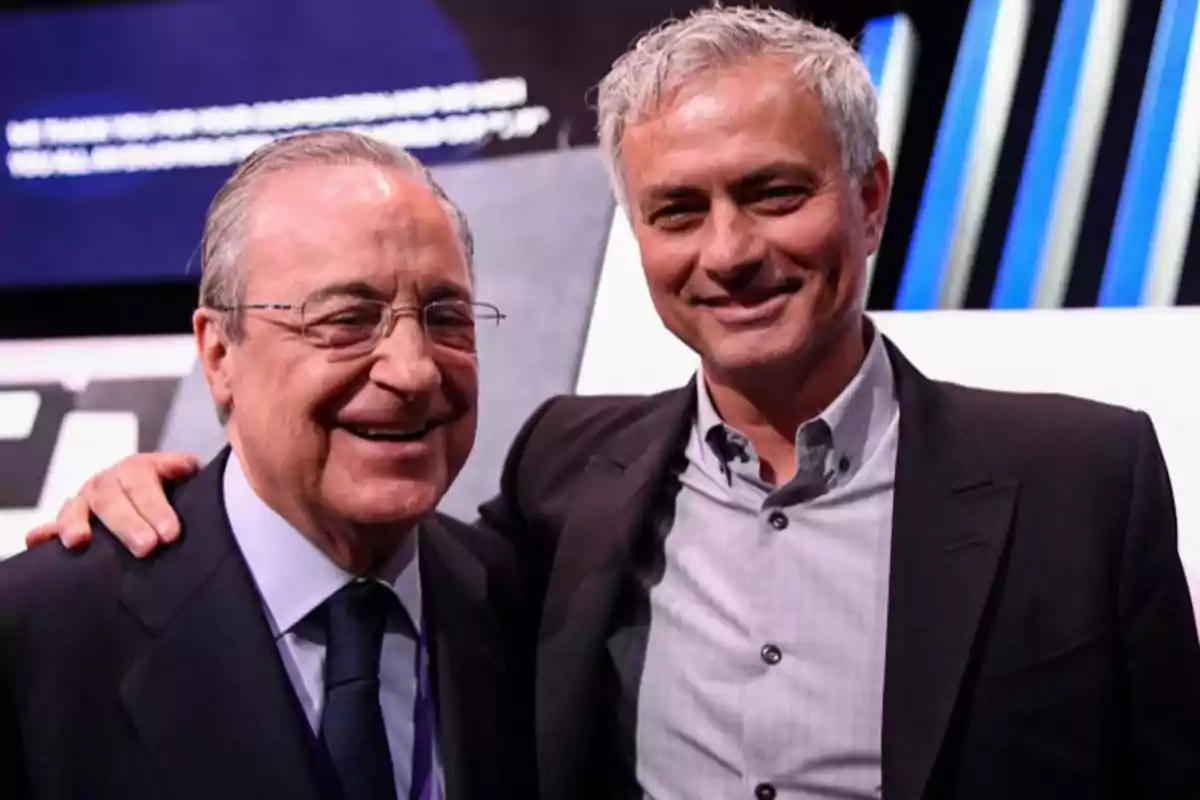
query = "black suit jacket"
(480, 338, 1200, 800)
(0, 449, 533, 800)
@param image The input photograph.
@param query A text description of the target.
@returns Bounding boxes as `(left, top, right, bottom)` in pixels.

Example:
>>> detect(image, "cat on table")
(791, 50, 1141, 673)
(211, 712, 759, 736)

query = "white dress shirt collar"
(221, 449, 422, 639)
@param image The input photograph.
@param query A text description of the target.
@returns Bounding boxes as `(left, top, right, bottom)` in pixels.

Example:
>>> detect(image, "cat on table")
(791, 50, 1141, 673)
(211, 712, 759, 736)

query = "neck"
(306, 521, 409, 576)
(227, 437, 410, 576)
(703, 314, 867, 484)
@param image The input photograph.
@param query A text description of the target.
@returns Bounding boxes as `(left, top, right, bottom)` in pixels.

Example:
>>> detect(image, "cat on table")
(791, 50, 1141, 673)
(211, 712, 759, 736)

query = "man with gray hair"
(31, 6, 1200, 800)
(1, 130, 532, 800)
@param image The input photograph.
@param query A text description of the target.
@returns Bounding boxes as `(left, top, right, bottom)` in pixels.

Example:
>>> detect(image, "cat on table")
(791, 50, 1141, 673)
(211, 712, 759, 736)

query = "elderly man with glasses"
(0, 130, 531, 800)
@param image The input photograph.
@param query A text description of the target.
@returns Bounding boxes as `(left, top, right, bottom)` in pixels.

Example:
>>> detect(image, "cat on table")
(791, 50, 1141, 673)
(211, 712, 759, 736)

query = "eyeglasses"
(210, 295, 506, 357)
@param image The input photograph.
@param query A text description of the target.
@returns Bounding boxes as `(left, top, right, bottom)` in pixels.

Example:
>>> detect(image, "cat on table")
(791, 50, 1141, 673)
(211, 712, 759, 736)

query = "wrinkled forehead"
(619, 62, 841, 197)
(241, 162, 470, 298)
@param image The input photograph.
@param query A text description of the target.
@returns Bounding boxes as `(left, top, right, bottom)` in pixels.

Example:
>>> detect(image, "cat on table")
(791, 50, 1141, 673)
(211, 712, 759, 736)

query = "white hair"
(596, 5, 879, 204)
(199, 129, 473, 339)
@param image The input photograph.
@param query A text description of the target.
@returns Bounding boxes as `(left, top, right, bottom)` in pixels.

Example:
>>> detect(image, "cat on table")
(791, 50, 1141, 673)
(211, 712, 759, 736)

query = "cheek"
(235, 354, 354, 435)
(448, 367, 480, 443)
(634, 228, 693, 297)
(445, 412, 477, 472)
(769, 203, 844, 259)
(773, 225, 859, 299)
(436, 357, 479, 464)
(439, 356, 479, 411)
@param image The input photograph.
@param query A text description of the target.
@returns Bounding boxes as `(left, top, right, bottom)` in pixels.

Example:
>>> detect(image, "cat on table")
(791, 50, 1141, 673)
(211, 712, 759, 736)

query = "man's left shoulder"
(427, 512, 516, 576)
(936, 380, 1151, 473)
(425, 513, 528, 638)
(940, 380, 1142, 430)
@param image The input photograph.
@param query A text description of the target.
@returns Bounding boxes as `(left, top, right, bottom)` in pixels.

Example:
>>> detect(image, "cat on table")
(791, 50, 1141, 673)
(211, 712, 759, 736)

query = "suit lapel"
(420, 515, 509, 800)
(882, 341, 1018, 800)
(536, 385, 695, 800)
(118, 451, 326, 800)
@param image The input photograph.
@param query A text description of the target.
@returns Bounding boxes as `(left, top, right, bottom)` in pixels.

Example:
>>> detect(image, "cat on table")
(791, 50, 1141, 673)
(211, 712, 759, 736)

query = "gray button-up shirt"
(614, 329, 900, 800)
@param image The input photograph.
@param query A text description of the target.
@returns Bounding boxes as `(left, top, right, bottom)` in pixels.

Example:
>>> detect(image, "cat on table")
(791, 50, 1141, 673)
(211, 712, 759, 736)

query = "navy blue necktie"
(320, 581, 398, 800)
(410, 623, 439, 800)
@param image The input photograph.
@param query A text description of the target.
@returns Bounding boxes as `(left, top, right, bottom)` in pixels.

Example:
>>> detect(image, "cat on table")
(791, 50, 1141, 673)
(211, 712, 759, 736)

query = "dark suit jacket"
(0, 449, 534, 800)
(480, 338, 1200, 800)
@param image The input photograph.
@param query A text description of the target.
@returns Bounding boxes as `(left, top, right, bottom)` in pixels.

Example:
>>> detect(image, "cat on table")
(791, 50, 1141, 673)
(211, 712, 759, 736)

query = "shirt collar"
(694, 320, 897, 488)
(221, 449, 421, 639)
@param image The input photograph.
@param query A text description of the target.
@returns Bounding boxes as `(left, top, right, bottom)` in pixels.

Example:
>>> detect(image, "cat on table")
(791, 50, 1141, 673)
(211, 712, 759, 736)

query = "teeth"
(361, 426, 424, 436)
(347, 423, 432, 441)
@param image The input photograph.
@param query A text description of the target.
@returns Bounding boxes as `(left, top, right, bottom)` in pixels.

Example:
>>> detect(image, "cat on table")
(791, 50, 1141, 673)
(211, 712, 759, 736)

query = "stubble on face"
(619, 56, 888, 423)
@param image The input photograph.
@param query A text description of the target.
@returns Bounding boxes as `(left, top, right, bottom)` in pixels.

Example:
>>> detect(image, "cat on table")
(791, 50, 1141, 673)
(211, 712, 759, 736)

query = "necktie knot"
(323, 580, 394, 689)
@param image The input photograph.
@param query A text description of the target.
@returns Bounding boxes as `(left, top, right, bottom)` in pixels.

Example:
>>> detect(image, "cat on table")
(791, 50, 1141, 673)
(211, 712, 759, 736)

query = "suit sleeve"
(476, 395, 561, 600)
(473, 397, 561, 790)
(0, 583, 31, 798)
(1117, 411, 1200, 795)
(0, 674, 29, 797)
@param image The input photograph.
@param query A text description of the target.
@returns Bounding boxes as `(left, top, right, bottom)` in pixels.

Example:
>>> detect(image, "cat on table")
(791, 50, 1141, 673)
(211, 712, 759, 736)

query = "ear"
(193, 308, 235, 418)
(859, 152, 892, 256)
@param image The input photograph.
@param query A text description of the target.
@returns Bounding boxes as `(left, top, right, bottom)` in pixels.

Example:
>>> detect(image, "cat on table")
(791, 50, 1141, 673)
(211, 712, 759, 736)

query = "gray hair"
(199, 129, 474, 340)
(596, 5, 879, 205)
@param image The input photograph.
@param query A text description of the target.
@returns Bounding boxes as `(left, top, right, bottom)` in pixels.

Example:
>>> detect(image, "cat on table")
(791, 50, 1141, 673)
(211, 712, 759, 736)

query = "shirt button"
(767, 511, 788, 530)
(755, 782, 777, 800)
(760, 643, 782, 665)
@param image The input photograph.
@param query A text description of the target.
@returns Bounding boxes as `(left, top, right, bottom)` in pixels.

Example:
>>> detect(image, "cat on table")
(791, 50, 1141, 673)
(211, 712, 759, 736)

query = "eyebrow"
(306, 281, 388, 303)
(735, 161, 818, 187)
(423, 281, 473, 303)
(641, 184, 706, 208)
(305, 278, 473, 305)
(639, 160, 818, 210)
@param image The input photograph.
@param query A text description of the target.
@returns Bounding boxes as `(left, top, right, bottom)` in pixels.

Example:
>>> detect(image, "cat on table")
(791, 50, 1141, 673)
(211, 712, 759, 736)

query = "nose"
(698, 201, 768, 281)
(368, 317, 442, 398)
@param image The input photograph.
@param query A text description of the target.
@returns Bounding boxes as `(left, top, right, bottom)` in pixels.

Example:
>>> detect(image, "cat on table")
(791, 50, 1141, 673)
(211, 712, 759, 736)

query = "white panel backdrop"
(0, 335, 197, 557)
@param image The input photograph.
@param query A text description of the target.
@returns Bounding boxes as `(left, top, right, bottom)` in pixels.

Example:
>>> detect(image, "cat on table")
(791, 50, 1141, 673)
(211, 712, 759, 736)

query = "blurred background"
(2, 0, 1198, 611)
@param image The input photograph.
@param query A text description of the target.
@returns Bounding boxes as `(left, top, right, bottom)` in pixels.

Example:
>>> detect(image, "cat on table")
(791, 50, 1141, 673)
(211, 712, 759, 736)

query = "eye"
(424, 302, 474, 327)
(424, 302, 479, 352)
(303, 302, 384, 348)
(648, 201, 707, 231)
(319, 306, 381, 327)
(751, 185, 809, 212)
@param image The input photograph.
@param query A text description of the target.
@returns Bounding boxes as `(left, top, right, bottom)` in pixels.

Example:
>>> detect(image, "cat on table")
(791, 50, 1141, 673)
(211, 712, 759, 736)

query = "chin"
(329, 473, 446, 526)
(704, 332, 816, 380)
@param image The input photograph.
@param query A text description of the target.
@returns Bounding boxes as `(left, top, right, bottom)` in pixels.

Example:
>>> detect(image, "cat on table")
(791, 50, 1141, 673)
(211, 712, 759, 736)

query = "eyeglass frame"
(206, 296, 507, 356)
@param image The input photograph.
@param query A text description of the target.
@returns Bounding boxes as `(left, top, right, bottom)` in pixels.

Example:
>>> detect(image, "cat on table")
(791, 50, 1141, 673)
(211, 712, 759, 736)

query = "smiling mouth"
(343, 420, 446, 443)
(699, 278, 805, 308)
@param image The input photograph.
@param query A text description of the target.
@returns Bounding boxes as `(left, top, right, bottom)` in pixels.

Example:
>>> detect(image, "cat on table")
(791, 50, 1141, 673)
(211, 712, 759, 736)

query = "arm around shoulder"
(477, 395, 561, 551)
(475, 395, 563, 661)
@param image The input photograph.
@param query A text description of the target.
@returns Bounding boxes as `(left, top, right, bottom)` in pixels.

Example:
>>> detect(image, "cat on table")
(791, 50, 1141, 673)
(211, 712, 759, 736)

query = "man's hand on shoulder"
(24, 452, 201, 558)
